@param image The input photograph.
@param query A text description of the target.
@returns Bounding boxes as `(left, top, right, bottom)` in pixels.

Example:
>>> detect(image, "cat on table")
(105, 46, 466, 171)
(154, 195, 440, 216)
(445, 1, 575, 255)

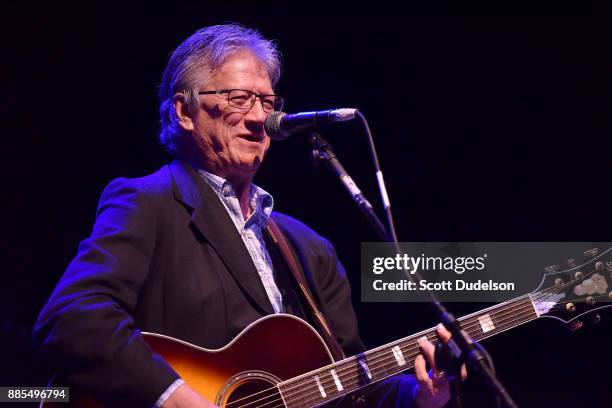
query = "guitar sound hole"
(219, 371, 283, 408)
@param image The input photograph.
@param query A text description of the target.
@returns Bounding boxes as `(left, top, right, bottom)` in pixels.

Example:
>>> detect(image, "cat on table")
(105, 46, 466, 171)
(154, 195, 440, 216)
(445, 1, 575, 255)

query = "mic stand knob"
(310, 149, 323, 167)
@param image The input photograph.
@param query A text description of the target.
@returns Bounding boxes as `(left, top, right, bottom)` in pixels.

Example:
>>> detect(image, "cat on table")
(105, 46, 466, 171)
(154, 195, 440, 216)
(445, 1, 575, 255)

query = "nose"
(243, 98, 267, 130)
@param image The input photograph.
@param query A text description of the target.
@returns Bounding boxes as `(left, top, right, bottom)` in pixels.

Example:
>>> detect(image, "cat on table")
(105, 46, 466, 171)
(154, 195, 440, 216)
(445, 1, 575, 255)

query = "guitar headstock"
(530, 247, 612, 329)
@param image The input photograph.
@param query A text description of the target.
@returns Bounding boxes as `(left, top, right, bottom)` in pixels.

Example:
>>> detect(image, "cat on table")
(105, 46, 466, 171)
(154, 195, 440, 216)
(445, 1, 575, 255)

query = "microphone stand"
(308, 131, 518, 408)
(309, 132, 389, 241)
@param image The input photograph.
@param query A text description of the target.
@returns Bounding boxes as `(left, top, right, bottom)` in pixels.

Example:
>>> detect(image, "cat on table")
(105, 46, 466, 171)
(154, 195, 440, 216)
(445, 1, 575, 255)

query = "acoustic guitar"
(41, 247, 612, 407)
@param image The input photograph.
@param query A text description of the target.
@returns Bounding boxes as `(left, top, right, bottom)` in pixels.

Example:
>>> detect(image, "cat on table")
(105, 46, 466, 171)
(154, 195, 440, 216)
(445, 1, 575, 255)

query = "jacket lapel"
(168, 160, 274, 315)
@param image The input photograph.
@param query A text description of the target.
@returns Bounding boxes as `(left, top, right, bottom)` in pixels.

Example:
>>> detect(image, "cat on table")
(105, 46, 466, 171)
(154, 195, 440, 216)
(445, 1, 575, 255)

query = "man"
(35, 24, 460, 407)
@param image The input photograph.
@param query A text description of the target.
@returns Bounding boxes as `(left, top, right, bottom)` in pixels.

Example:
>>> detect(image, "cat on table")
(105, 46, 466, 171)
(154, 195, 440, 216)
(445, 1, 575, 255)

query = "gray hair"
(158, 23, 282, 156)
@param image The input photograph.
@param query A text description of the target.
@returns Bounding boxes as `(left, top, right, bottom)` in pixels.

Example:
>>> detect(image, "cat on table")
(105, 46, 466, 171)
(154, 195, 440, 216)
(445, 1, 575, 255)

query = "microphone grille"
(264, 111, 287, 141)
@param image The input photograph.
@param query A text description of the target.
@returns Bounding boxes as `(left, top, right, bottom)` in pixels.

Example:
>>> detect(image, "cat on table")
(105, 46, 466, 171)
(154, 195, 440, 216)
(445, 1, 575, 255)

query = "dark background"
(2, 2, 611, 407)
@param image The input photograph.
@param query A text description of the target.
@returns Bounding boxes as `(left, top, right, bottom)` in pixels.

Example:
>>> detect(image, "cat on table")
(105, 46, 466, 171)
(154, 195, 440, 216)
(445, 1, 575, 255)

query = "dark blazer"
(34, 160, 364, 407)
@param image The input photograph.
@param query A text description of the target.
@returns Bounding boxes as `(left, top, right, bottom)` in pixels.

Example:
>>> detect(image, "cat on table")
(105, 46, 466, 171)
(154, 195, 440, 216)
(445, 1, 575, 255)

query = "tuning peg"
(595, 262, 605, 272)
(606, 261, 612, 272)
(591, 314, 602, 324)
(586, 296, 595, 305)
(554, 278, 564, 286)
(575, 271, 584, 280)
(545, 265, 560, 274)
(570, 320, 583, 331)
(566, 258, 577, 268)
(566, 303, 576, 312)
(584, 248, 599, 258)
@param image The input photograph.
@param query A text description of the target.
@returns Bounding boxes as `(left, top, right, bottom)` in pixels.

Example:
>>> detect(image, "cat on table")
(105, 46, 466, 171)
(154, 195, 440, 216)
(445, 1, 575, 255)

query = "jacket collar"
(168, 160, 274, 315)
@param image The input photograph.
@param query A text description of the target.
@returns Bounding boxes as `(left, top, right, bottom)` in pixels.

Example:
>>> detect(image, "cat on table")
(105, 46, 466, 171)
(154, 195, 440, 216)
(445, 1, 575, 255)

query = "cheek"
(219, 115, 246, 147)
(224, 111, 244, 126)
(204, 120, 235, 151)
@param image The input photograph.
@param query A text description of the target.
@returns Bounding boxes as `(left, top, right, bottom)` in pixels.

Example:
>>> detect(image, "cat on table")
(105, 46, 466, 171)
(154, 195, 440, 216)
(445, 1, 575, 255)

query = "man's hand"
(413, 324, 468, 408)
(163, 383, 218, 408)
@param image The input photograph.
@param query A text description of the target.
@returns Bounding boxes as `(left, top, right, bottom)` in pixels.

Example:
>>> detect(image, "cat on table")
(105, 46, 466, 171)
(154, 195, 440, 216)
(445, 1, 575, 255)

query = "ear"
(173, 92, 195, 132)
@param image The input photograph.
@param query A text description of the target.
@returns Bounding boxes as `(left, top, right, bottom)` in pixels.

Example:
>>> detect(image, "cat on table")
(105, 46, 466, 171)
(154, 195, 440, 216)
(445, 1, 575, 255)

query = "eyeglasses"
(198, 89, 284, 113)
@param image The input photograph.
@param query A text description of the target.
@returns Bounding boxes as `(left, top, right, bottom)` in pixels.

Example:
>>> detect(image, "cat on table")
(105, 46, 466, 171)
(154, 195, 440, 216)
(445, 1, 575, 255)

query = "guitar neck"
(277, 295, 538, 408)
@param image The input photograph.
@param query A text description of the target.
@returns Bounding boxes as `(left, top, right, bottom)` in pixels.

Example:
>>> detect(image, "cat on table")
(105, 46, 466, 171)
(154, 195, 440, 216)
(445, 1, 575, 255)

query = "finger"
(436, 323, 452, 343)
(414, 354, 430, 384)
(418, 338, 437, 372)
(414, 354, 434, 396)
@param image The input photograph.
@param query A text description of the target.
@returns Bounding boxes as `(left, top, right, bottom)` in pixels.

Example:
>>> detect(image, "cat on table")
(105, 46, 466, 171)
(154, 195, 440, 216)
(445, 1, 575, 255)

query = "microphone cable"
(355, 110, 398, 243)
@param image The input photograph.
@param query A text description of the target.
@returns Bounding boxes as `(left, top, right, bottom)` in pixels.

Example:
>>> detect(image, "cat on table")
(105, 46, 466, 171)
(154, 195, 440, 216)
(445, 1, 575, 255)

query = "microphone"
(264, 109, 358, 141)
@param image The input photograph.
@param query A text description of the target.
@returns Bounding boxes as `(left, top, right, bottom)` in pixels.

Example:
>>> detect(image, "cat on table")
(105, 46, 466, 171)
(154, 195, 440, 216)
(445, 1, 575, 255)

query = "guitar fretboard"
(277, 295, 537, 408)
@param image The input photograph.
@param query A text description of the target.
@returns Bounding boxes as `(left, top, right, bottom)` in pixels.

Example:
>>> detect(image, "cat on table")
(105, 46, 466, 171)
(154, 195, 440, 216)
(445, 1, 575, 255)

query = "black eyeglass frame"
(197, 89, 284, 113)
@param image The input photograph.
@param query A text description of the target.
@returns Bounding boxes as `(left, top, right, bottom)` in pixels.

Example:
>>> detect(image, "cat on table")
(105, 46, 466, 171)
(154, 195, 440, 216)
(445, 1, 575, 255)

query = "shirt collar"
(197, 168, 274, 226)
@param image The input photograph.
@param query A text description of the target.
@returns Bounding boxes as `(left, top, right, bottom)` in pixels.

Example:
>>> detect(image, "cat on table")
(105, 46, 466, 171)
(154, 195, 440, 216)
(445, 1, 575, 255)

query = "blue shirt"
(196, 169, 284, 314)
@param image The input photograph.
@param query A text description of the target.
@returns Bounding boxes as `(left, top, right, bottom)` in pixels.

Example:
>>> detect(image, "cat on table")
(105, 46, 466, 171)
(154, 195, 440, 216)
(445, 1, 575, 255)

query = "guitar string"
(240, 294, 596, 408)
(280, 299, 532, 387)
(225, 300, 535, 408)
(276, 304, 537, 407)
(530, 265, 611, 313)
(226, 266, 610, 408)
(279, 301, 535, 395)
(233, 305, 537, 408)
(228, 296, 531, 405)
(224, 301, 536, 408)
(226, 263, 611, 408)
(222, 299, 533, 407)
(490, 259, 610, 318)
(531, 292, 611, 315)
(530, 258, 610, 303)
(230, 263, 612, 408)
(531, 266, 599, 301)
(243, 296, 594, 408)
(532, 247, 612, 301)
(283, 307, 537, 408)
(535, 280, 610, 310)
(246, 305, 540, 408)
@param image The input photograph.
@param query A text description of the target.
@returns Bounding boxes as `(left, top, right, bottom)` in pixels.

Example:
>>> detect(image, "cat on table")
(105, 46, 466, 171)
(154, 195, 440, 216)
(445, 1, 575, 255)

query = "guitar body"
(42, 314, 334, 407)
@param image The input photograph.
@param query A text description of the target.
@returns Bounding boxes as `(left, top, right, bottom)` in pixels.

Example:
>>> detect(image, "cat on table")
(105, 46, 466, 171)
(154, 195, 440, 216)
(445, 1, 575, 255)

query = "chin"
(242, 161, 262, 174)
(239, 152, 265, 167)
(227, 159, 262, 180)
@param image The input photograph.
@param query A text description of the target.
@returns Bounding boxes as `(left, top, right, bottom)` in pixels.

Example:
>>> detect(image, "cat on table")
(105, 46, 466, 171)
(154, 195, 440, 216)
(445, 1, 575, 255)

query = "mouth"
(237, 134, 265, 143)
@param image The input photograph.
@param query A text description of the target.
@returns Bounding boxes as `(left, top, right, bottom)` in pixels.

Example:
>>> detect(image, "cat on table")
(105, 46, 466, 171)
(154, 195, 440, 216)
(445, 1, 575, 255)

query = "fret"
(376, 349, 389, 377)
(372, 348, 391, 377)
(460, 296, 537, 342)
(295, 373, 326, 407)
(282, 364, 348, 407)
(391, 344, 407, 367)
(401, 340, 420, 366)
(329, 369, 344, 391)
(477, 314, 495, 333)
(279, 295, 538, 408)
(280, 375, 315, 408)
(309, 372, 334, 406)
(313, 375, 326, 398)
(316, 370, 335, 400)
(336, 355, 374, 388)
(279, 381, 302, 408)
(303, 378, 321, 408)
(298, 377, 315, 408)
(357, 355, 373, 381)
